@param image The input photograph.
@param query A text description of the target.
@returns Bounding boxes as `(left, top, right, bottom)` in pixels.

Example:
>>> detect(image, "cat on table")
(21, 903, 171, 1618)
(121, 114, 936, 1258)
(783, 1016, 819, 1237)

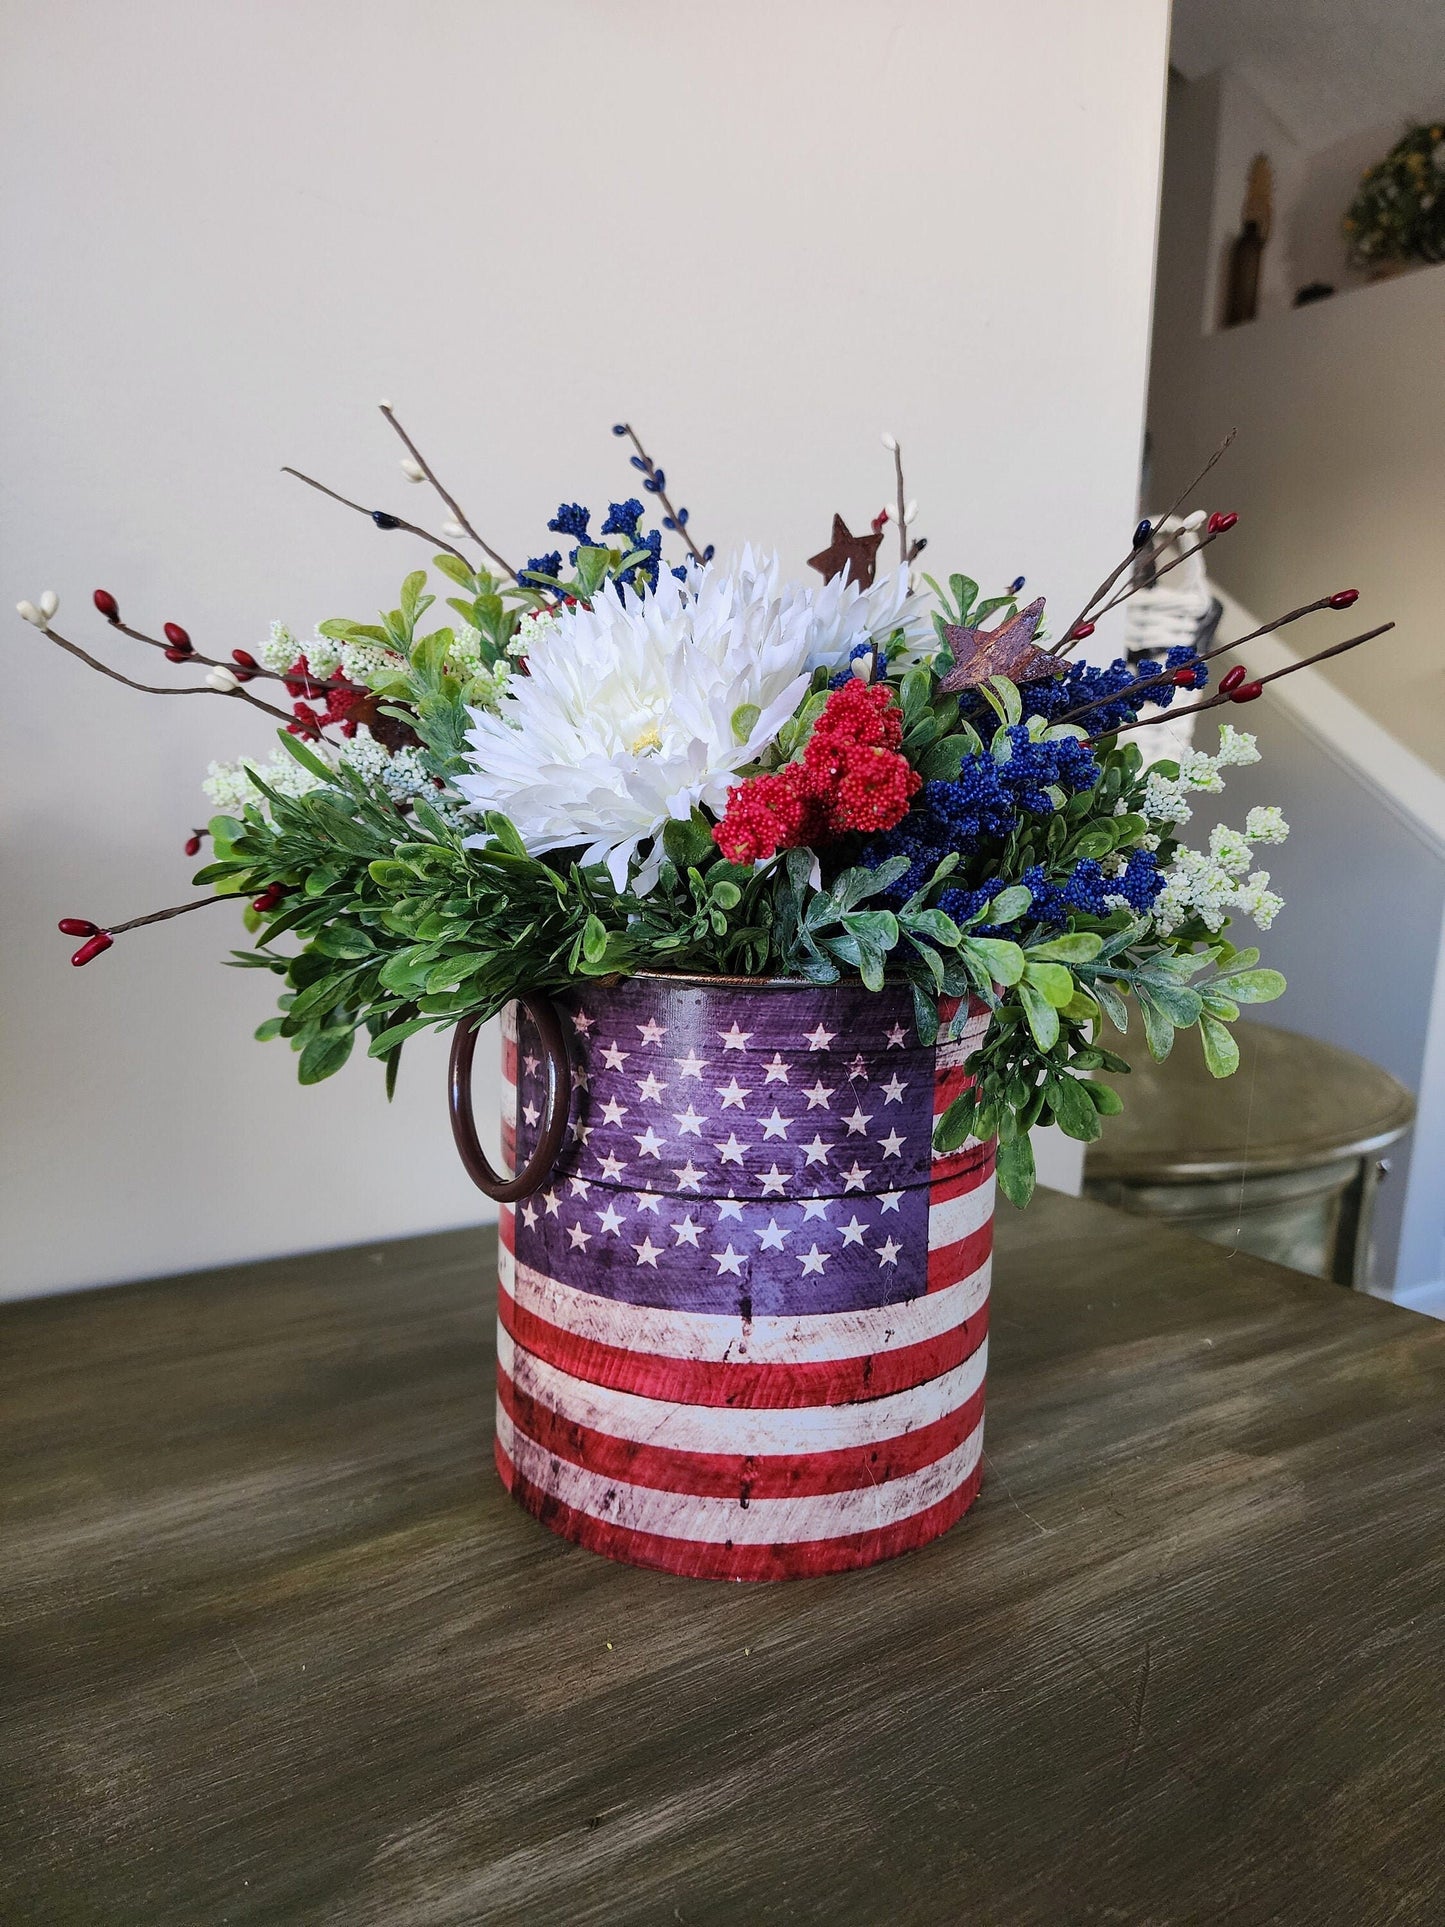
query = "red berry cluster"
(713, 680, 921, 865)
(58, 917, 112, 965)
(1219, 663, 1263, 703)
(282, 654, 372, 740)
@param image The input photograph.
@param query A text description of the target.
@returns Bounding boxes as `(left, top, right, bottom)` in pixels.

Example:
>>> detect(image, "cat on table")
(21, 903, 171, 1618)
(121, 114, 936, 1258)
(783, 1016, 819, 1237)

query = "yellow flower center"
(630, 723, 663, 754)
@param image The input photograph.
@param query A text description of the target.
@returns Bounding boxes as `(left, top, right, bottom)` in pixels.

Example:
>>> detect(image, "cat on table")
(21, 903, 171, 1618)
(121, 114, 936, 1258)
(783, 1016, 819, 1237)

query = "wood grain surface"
(4, 1192, 1444, 1926)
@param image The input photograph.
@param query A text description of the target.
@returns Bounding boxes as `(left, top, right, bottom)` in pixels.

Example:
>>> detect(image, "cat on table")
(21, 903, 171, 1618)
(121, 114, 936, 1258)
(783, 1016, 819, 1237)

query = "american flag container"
(487, 977, 994, 1580)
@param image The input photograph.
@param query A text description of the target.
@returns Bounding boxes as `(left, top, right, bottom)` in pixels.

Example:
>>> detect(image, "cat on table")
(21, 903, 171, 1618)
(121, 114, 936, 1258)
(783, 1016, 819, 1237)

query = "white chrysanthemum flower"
(784, 552, 933, 671)
(1245, 805, 1289, 845)
(455, 549, 927, 889)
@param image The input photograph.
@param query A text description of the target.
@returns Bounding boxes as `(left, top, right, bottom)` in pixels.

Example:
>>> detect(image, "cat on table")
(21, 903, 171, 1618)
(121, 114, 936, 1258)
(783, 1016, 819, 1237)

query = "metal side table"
(1084, 1020, 1415, 1288)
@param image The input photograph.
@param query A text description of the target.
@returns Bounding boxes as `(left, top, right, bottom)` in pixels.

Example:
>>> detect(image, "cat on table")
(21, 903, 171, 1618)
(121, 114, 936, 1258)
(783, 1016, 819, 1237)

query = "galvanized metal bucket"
(450, 977, 994, 1580)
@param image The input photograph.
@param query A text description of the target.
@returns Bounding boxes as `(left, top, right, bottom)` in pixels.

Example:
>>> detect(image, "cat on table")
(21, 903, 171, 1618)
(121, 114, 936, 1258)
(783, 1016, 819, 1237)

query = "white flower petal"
(455, 551, 928, 889)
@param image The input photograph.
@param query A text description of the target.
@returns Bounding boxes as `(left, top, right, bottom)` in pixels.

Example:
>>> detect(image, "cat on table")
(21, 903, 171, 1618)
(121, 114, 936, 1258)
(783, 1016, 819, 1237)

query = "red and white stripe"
(493, 997, 996, 1580)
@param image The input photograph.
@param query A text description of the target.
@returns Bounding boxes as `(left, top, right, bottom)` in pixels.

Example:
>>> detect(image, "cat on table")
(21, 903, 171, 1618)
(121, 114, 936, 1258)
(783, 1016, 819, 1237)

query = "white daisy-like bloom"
(455, 549, 929, 889)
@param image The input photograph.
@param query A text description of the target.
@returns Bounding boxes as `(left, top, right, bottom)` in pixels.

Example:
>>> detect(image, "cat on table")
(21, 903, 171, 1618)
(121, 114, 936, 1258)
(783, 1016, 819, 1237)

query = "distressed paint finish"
(496, 979, 995, 1578)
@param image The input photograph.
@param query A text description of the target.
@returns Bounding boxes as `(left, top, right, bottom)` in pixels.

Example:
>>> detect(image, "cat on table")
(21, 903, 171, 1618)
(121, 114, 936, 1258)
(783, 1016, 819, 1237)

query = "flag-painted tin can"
(465, 977, 994, 1580)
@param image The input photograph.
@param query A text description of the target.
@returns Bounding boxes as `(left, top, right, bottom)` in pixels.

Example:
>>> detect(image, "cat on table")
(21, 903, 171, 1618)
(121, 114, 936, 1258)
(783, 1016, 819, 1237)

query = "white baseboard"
(1370, 1277, 1445, 1322)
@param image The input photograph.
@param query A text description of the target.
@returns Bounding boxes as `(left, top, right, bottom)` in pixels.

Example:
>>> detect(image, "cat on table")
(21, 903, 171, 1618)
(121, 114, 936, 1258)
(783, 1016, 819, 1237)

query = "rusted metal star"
(937, 597, 1061, 693)
(807, 514, 884, 590)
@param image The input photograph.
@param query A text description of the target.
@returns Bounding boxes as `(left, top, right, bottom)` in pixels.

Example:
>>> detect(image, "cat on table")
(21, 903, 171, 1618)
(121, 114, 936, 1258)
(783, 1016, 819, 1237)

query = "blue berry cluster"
(519, 499, 665, 593)
(1005, 849, 1162, 928)
(1000, 646, 1206, 738)
(599, 498, 663, 589)
(610, 425, 715, 582)
(911, 848, 1161, 936)
(861, 728, 1101, 899)
(519, 548, 563, 588)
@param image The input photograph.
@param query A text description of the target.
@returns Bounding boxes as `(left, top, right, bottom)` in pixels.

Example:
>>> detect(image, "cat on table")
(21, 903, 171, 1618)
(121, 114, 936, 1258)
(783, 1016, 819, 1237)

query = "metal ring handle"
(448, 997, 572, 1203)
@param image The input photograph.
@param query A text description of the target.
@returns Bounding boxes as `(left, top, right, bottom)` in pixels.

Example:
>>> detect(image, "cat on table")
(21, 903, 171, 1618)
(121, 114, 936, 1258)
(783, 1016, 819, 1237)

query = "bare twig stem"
(111, 895, 235, 935)
(1088, 621, 1395, 743)
(111, 619, 370, 702)
(378, 405, 519, 581)
(281, 466, 470, 563)
(615, 423, 707, 565)
(1056, 594, 1348, 725)
(1051, 431, 1238, 657)
(1089, 530, 1223, 623)
(892, 442, 908, 568)
(35, 625, 295, 721)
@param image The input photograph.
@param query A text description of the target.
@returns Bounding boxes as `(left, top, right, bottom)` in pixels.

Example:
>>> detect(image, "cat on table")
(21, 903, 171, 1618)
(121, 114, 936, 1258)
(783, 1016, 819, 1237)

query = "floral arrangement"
(1344, 122, 1445, 270)
(20, 411, 1393, 1206)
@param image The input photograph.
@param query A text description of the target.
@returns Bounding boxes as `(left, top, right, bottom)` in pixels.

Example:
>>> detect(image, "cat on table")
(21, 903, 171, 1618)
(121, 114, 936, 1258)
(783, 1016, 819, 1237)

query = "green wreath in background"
(1344, 122, 1445, 270)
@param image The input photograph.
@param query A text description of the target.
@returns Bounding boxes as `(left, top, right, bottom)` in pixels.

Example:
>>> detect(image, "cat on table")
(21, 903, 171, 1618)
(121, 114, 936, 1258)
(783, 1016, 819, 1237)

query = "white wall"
(0, 0, 1171, 1298)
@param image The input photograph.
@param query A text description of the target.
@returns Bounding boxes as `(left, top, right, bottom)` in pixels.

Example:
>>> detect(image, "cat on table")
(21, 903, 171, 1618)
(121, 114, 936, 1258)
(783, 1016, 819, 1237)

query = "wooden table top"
(1087, 1019, 1416, 1182)
(4, 1194, 1444, 1926)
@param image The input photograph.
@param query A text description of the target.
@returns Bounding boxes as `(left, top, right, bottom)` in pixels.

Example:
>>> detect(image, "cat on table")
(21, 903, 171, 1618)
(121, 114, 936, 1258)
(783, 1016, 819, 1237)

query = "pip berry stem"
(891, 440, 908, 568)
(1091, 620, 1396, 742)
(614, 423, 707, 566)
(1050, 431, 1238, 656)
(1055, 591, 1360, 726)
(378, 404, 520, 582)
(1088, 527, 1226, 623)
(34, 624, 297, 722)
(109, 895, 235, 935)
(109, 616, 371, 705)
(280, 466, 472, 564)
